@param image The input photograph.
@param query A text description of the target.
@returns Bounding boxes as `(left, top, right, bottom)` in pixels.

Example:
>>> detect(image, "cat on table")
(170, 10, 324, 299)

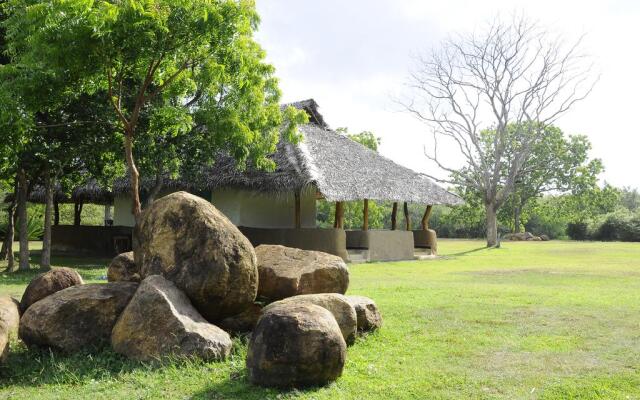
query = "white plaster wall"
(211, 188, 316, 228)
(113, 195, 136, 227)
(112, 189, 317, 228)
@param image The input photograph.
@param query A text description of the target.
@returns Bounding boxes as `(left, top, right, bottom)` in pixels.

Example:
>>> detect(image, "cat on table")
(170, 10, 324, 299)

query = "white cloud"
(256, 0, 639, 188)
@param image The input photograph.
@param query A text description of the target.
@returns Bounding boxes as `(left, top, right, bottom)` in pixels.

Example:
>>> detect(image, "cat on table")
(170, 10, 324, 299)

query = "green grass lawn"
(1, 240, 639, 399)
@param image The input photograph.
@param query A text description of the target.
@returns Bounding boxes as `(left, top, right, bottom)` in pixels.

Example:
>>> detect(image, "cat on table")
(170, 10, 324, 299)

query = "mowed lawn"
(1, 240, 639, 399)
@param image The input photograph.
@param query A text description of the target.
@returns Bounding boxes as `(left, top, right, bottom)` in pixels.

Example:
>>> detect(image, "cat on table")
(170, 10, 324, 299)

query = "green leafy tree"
(1, 7, 121, 270)
(337, 127, 381, 152)
(492, 125, 603, 232)
(5, 0, 306, 221)
(619, 187, 640, 212)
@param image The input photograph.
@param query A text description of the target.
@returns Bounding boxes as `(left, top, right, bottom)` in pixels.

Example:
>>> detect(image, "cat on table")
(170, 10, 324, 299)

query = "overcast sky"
(255, 0, 638, 189)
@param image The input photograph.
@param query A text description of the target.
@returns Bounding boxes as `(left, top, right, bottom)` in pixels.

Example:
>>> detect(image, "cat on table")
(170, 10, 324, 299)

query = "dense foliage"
(2, 0, 307, 217)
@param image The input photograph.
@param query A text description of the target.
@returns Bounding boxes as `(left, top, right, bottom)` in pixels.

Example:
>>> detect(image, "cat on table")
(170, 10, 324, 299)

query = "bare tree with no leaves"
(403, 15, 597, 247)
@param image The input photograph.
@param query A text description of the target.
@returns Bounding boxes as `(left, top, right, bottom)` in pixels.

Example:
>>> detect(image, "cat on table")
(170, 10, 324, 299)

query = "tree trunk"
(485, 202, 498, 247)
(421, 205, 433, 231)
(5, 208, 16, 272)
(124, 134, 142, 220)
(145, 172, 164, 208)
(513, 205, 521, 234)
(1, 181, 16, 271)
(41, 170, 54, 271)
(73, 202, 83, 226)
(0, 205, 12, 261)
(403, 202, 411, 231)
(17, 168, 29, 271)
(54, 200, 59, 226)
(391, 202, 398, 230)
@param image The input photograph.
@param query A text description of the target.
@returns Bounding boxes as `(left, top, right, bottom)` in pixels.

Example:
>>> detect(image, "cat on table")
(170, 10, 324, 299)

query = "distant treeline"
(316, 186, 640, 242)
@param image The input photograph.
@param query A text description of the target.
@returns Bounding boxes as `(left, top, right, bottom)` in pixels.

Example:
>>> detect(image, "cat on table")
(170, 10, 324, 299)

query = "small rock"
(107, 252, 140, 283)
(264, 293, 357, 345)
(256, 245, 349, 301)
(540, 234, 550, 241)
(218, 303, 263, 335)
(345, 295, 383, 332)
(111, 275, 232, 362)
(247, 303, 346, 388)
(20, 267, 84, 314)
(19, 283, 137, 352)
(136, 192, 258, 321)
(0, 296, 20, 362)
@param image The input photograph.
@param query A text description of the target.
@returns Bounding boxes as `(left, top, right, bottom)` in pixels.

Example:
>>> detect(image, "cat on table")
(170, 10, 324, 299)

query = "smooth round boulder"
(136, 191, 258, 322)
(107, 251, 140, 283)
(19, 267, 84, 314)
(345, 295, 383, 332)
(19, 283, 137, 352)
(264, 293, 357, 345)
(247, 303, 346, 388)
(255, 245, 349, 301)
(0, 296, 20, 362)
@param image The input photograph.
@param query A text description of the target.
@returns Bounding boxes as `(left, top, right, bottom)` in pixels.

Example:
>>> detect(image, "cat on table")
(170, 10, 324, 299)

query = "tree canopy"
(404, 16, 597, 246)
(3, 0, 307, 218)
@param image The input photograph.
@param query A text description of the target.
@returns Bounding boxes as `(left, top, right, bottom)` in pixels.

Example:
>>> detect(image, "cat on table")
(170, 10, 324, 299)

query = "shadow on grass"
(28, 249, 111, 270)
(0, 339, 326, 399)
(1, 250, 110, 286)
(189, 377, 326, 400)
(445, 246, 489, 257)
(0, 344, 142, 389)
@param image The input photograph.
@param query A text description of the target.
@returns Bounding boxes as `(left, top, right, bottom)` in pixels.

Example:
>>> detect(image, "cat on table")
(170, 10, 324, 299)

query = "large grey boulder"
(345, 295, 383, 332)
(111, 275, 232, 362)
(264, 293, 357, 345)
(136, 191, 258, 322)
(107, 252, 140, 283)
(255, 245, 349, 301)
(246, 303, 346, 388)
(0, 296, 19, 362)
(19, 283, 137, 352)
(19, 267, 84, 314)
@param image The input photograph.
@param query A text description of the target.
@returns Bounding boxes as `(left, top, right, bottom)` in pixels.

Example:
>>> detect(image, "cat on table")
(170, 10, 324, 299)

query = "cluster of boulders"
(3, 191, 382, 389)
(503, 232, 550, 241)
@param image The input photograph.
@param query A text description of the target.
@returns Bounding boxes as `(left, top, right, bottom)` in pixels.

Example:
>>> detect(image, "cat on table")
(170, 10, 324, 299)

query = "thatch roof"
(4, 179, 113, 205)
(281, 99, 329, 129)
(79, 99, 463, 206)
(297, 124, 462, 204)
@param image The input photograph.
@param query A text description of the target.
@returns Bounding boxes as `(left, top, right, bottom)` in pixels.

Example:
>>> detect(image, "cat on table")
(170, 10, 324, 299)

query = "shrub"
(16, 215, 45, 241)
(593, 212, 640, 242)
(2, 215, 45, 241)
(567, 222, 589, 240)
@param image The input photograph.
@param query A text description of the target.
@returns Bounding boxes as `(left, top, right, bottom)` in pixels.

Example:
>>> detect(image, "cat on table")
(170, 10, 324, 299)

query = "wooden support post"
(421, 205, 433, 231)
(391, 202, 398, 230)
(334, 201, 344, 229)
(294, 190, 301, 229)
(403, 202, 411, 231)
(53, 201, 59, 226)
(73, 201, 83, 226)
(362, 199, 369, 231)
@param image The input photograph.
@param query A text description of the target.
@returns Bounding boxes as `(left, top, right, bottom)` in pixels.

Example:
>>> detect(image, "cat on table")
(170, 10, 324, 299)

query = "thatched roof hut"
(21, 98, 460, 208)
(109, 99, 462, 206)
